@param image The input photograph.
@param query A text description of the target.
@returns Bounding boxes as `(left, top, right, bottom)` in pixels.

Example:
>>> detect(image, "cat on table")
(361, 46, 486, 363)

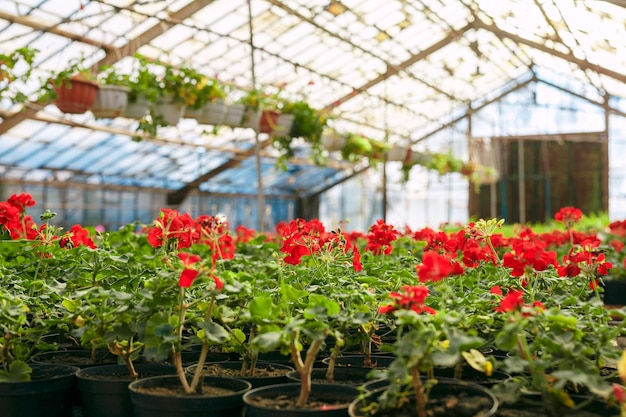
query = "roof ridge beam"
(474, 18, 626, 86)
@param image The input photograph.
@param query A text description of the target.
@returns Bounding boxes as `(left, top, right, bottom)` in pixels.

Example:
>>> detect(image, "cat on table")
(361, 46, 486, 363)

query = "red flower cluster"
(492, 287, 545, 314)
(147, 209, 197, 249)
(235, 225, 256, 244)
(378, 284, 435, 315)
(557, 239, 613, 278)
(0, 193, 38, 240)
(146, 210, 234, 263)
(554, 206, 583, 228)
(145, 210, 236, 289)
(278, 218, 362, 271)
(365, 219, 400, 255)
(0, 193, 96, 249)
(609, 220, 626, 237)
(502, 235, 558, 277)
(416, 251, 464, 282)
(59, 224, 96, 249)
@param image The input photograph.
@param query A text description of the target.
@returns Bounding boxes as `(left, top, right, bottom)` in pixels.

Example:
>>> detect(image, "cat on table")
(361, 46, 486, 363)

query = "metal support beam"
(0, 0, 215, 135)
(475, 19, 626, 85)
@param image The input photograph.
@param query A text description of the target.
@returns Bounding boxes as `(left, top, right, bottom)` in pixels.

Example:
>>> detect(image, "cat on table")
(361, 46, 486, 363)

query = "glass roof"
(1, 0, 626, 197)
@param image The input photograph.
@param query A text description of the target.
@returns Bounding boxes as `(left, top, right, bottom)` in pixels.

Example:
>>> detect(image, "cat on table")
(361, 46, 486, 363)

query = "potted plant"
(121, 54, 159, 120)
(0, 194, 100, 417)
(128, 209, 251, 417)
(91, 64, 130, 119)
(340, 133, 389, 165)
(272, 98, 328, 168)
(243, 218, 363, 415)
(183, 76, 228, 126)
(39, 56, 99, 114)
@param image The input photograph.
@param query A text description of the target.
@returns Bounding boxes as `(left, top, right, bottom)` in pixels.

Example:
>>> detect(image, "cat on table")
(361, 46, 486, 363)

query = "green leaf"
(0, 361, 32, 382)
(197, 322, 230, 345)
(430, 350, 460, 367)
(252, 331, 282, 352)
(249, 296, 273, 319)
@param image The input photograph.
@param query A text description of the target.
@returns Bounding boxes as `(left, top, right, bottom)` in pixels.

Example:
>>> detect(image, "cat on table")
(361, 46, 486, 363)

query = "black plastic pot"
(322, 355, 394, 368)
(243, 382, 360, 417)
(0, 363, 79, 417)
(30, 349, 118, 368)
(129, 375, 251, 417)
(76, 363, 176, 417)
(495, 392, 618, 416)
(187, 360, 294, 388)
(178, 351, 230, 366)
(602, 279, 626, 306)
(287, 367, 379, 387)
(350, 377, 499, 417)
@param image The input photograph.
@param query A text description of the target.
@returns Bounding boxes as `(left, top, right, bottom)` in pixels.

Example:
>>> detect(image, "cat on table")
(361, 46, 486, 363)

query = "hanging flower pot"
(271, 113, 295, 137)
(129, 375, 251, 417)
(222, 103, 246, 127)
(53, 76, 99, 114)
(259, 109, 281, 134)
(242, 106, 262, 131)
(151, 94, 184, 126)
(386, 143, 410, 162)
(321, 131, 346, 151)
(197, 99, 227, 126)
(122, 94, 150, 119)
(91, 84, 130, 119)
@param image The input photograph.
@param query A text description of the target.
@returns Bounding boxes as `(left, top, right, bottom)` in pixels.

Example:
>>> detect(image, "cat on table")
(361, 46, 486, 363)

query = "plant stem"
(410, 366, 426, 417)
(294, 337, 324, 408)
(325, 341, 341, 383)
(175, 286, 192, 394)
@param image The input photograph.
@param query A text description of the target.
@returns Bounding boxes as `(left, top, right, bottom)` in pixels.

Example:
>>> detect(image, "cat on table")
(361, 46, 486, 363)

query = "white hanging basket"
(91, 85, 129, 119)
(122, 95, 149, 119)
(241, 107, 262, 131)
(270, 113, 295, 137)
(321, 131, 346, 151)
(222, 103, 246, 127)
(151, 95, 184, 126)
(387, 143, 410, 162)
(198, 99, 227, 125)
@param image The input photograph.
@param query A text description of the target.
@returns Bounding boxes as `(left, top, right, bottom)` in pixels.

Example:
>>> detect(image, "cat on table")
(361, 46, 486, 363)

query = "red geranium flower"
(554, 206, 583, 228)
(417, 251, 464, 282)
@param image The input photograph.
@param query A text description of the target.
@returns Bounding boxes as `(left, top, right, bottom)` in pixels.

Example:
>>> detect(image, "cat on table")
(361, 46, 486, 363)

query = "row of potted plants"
(3, 47, 492, 183)
(1, 193, 626, 416)
(1, 47, 327, 142)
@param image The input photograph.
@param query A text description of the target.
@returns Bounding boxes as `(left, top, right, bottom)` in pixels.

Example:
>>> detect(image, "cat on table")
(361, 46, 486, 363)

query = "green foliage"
(0, 47, 38, 104)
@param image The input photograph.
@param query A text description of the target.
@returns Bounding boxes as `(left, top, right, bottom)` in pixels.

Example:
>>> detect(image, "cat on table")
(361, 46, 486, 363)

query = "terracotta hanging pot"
(259, 109, 281, 134)
(53, 77, 99, 114)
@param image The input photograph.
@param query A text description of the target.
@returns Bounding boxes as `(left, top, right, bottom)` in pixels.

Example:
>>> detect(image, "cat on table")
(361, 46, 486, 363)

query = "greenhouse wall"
(319, 77, 626, 231)
(0, 183, 297, 233)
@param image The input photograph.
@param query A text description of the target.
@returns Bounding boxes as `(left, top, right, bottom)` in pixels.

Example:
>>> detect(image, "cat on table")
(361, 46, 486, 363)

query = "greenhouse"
(3, 1, 626, 417)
